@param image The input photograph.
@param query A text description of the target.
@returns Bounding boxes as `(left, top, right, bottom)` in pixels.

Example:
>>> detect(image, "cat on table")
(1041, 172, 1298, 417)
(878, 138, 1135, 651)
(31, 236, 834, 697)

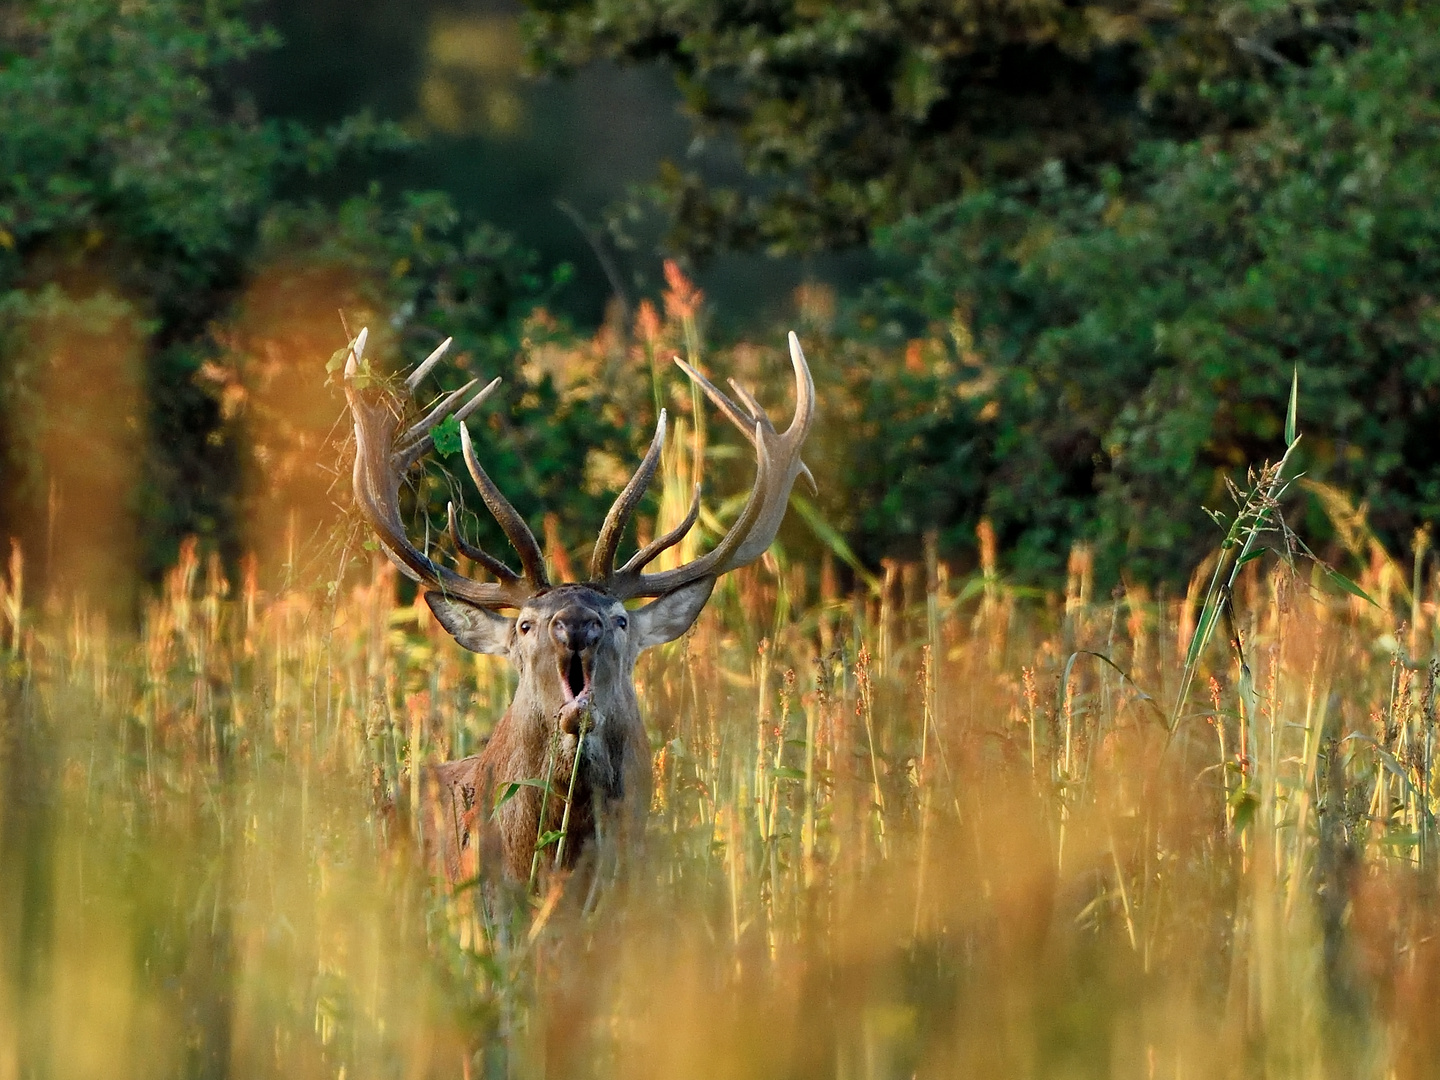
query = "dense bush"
(0, 0, 569, 586)
(878, 5, 1440, 581)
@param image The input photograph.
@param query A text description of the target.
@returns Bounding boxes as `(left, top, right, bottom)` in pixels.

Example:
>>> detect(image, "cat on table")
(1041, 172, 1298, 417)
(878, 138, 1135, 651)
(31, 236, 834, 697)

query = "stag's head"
(421, 580, 716, 734)
(343, 327, 814, 734)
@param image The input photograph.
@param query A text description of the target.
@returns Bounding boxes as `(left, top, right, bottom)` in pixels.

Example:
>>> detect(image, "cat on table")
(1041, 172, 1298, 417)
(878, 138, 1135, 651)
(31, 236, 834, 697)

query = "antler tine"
(601, 333, 816, 599)
(407, 336, 452, 391)
(675, 352, 818, 493)
(396, 378, 478, 460)
(674, 356, 758, 438)
(448, 501, 521, 583)
(590, 410, 668, 581)
(797, 461, 818, 496)
(453, 378, 501, 424)
(721, 373, 814, 499)
(396, 377, 501, 471)
(459, 423, 550, 589)
(608, 421, 772, 597)
(785, 331, 815, 440)
(676, 333, 815, 456)
(727, 380, 767, 430)
(785, 332, 818, 494)
(343, 328, 540, 609)
(616, 482, 701, 576)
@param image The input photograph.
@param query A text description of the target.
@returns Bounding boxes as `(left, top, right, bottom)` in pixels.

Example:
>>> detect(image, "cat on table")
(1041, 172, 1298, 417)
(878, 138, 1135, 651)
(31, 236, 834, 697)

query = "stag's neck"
(486, 700, 607, 793)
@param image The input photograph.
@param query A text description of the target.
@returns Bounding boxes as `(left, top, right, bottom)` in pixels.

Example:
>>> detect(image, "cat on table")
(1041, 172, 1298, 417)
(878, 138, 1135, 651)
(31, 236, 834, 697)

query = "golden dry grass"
(3, 523, 1440, 1080)
(3, 266, 1438, 1079)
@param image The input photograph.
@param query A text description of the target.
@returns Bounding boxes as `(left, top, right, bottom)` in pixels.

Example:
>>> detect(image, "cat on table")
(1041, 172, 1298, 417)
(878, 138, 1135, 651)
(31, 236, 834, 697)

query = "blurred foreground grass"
(3, 528, 1440, 1079)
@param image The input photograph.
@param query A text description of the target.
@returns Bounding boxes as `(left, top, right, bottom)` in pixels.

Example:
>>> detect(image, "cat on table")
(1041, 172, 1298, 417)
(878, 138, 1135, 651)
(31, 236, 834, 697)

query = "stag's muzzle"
(551, 606, 600, 704)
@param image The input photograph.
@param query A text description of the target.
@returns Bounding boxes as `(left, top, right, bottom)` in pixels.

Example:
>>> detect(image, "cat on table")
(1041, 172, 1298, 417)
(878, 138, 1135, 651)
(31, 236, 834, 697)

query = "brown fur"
(416, 582, 694, 885)
(419, 701, 652, 885)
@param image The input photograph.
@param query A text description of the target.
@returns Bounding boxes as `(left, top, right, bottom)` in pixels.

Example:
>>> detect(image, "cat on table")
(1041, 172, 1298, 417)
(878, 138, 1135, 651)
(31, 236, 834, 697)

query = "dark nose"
(551, 607, 602, 652)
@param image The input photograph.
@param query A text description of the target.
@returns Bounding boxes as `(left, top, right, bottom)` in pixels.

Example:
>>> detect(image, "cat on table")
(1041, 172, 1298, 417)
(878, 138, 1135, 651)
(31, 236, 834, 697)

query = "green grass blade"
(788, 494, 883, 595)
(1322, 565, 1378, 607)
(1285, 365, 1299, 447)
(1184, 598, 1221, 675)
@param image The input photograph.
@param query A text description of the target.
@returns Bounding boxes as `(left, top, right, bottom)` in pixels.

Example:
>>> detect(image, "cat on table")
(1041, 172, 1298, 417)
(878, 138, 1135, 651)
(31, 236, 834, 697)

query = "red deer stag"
(344, 328, 814, 884)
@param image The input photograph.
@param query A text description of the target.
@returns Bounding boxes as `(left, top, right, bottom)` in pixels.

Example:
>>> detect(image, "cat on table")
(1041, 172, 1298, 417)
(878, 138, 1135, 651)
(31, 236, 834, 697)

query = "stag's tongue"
(557, 651, 593, 702)
(558, 688, 593, 735)
(556, 654, 594, 735)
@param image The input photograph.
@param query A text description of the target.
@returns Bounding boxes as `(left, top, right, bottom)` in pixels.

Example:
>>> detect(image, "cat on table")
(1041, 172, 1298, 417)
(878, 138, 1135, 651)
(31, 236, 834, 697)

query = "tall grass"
(5, 280, 1440, 1078)
(3, 509, 1439, 1078)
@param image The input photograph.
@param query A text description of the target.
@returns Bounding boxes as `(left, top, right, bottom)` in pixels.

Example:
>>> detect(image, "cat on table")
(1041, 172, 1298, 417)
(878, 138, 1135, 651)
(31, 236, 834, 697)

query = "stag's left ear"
(632, 578, 716, 649)
(425, 592, 513, 655)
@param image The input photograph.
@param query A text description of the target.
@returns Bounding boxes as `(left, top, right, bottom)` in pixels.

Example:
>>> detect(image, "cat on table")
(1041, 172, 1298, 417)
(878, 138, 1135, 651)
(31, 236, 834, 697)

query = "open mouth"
(558, 651, 592, 702)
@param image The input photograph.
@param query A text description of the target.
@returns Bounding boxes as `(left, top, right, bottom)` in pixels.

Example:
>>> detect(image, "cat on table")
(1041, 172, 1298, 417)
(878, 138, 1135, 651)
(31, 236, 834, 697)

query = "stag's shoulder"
(427, 753, 484, 789)
(421, 754, 486, 821)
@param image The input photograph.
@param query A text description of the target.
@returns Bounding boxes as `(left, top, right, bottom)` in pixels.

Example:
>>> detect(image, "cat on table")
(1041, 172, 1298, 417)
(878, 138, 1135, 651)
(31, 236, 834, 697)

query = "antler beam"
(593, 331, 816, 600)
(345, 329, 547, 609)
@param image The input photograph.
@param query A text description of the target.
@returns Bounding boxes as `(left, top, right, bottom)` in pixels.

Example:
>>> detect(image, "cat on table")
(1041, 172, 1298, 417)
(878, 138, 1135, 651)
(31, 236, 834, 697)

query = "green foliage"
(879, 4, 1440, 580)
(0, 0, 395, 576)
(0, 0, 286, 267)
(524, 0, 1365, 257)
(0, 0, 557, 582)
(431, 415, 463, 458)
(5, 0, 1430, 595)
(256, 189, 566, 372)
(231, 186, 611, 572)
(802, 334, 991, 567)
(0, 0, 406, 294)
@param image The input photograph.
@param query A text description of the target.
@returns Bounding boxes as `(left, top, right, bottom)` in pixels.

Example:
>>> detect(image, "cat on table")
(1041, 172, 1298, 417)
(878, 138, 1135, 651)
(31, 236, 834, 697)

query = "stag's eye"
(519, 620, 533, 635)
(615, 615, 628, 631)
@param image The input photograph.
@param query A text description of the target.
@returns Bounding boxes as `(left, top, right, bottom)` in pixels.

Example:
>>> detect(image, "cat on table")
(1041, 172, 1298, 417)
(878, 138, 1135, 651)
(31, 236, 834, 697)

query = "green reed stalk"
(529, 726, 562, 891)
(554, 708, 593, 870)
(1171, 370, 1303, 731)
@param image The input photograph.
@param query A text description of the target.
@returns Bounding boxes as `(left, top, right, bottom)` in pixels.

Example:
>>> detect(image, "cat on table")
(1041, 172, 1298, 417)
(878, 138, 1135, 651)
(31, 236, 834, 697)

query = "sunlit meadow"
(4, 284, 1440, 1080)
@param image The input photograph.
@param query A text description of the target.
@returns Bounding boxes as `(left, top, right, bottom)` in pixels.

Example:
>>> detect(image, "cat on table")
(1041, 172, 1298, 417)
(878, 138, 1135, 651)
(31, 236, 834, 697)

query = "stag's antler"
(349, 327, 815, 608)
(591, 331, 816, 600)
(346, 328, 548, 609)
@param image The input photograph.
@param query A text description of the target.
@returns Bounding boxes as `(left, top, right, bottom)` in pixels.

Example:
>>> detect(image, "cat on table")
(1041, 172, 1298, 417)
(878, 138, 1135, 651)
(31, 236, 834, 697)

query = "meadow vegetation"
(9, 2, 1440, 587)
(4, 328, 1440, 1077)
(6, 3, 1440, 1077)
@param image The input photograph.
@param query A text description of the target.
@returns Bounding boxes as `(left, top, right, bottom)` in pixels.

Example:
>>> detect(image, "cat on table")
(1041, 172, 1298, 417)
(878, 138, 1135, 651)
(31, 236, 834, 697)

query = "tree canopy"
(0, 0, 567, 586)
(525, 0, 1368, 257)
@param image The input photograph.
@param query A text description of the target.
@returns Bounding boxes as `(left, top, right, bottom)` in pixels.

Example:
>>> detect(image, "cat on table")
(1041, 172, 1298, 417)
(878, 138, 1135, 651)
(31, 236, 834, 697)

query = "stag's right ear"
(424, 592, 513, 655)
